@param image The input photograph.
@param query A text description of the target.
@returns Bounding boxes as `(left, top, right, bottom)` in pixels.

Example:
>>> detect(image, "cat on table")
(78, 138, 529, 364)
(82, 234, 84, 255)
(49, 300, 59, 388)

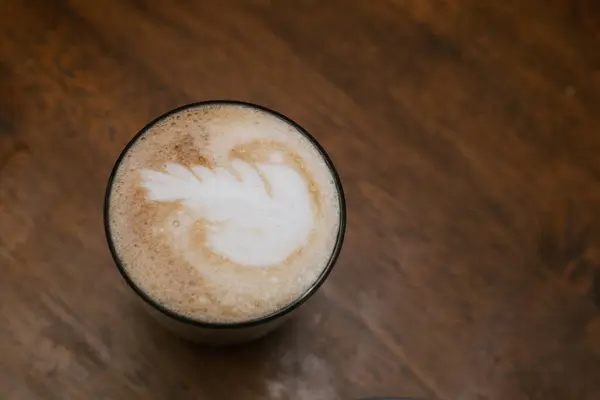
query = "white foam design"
(140, 156, 314, 267)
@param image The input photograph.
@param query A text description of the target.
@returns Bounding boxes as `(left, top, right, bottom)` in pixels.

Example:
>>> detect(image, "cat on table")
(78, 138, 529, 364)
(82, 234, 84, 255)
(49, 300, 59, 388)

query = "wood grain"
(1, 0, 599, 399)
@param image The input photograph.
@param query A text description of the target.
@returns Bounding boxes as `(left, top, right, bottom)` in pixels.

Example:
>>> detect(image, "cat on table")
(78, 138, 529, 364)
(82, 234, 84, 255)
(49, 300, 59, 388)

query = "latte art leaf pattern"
(140, 155, 314, 267)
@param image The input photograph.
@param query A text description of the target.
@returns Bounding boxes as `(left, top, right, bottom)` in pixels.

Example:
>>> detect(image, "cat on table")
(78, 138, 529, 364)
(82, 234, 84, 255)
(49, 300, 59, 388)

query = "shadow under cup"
(103, 100, 347, 345)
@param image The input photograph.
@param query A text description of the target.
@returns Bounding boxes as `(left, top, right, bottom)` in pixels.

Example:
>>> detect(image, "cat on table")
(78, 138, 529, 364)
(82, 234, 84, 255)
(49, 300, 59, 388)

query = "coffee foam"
(108, 104, 341, 323)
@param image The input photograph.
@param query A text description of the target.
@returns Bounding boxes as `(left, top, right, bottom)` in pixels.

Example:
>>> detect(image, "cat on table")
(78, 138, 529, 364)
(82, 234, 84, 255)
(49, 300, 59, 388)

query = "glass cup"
(103, 100, 346, 345)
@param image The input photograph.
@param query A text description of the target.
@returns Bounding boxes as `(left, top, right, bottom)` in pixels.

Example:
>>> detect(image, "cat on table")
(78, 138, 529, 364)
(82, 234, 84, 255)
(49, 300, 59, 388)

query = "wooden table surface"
(2, 0, 600, 399)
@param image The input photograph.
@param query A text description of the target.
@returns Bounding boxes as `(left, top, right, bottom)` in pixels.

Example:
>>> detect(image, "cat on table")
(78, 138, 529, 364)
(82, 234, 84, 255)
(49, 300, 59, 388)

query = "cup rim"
(103, 100, 347, 330)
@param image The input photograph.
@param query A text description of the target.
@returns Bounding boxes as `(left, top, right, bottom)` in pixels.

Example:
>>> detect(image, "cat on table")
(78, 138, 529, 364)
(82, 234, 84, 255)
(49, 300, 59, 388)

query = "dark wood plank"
(1, 0, 599, 399)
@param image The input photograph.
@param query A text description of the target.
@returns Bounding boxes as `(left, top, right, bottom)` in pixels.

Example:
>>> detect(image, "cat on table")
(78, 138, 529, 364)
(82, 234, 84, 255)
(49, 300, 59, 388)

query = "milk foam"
(140, 156, 314, 267)
(108, 103, 342, 324)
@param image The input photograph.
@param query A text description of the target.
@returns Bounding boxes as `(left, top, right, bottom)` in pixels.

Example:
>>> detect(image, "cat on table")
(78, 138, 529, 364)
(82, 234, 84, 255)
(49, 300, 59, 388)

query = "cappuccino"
(107, 103, 342, 324)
